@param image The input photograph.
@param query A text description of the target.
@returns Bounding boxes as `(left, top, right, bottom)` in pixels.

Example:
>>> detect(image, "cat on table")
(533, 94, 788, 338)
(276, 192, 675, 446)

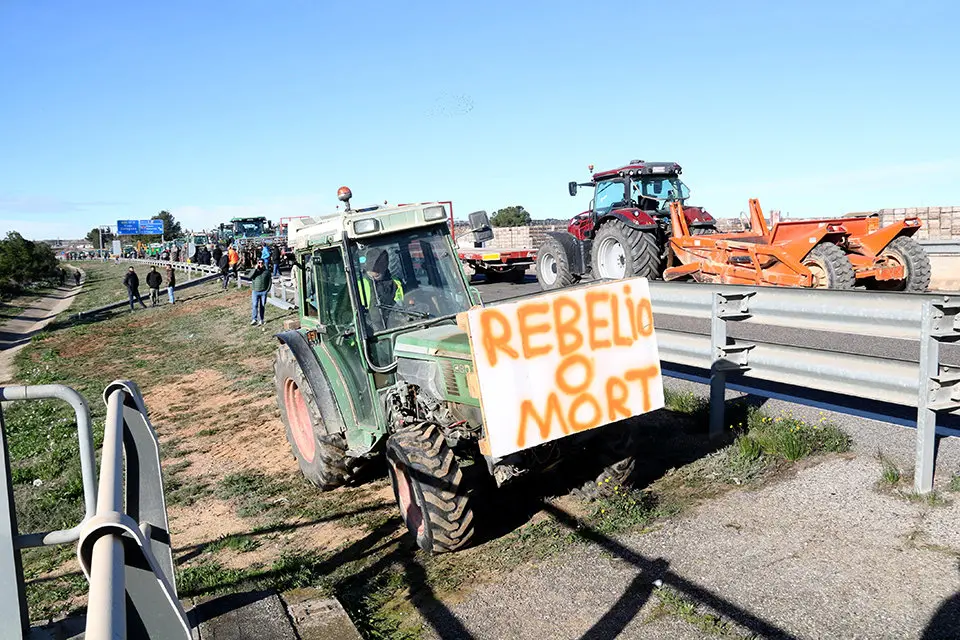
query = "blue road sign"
(117, 220, 139, 235)
(139, 219, 164, 235)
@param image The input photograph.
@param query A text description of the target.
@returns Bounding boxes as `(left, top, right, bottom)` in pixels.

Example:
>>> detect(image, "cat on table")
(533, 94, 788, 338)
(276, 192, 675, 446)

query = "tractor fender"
(683, 205, 716, 227)
(275, 330, 347, 437)
(599, 209, 659, 231)
(545, 230, 591, 275)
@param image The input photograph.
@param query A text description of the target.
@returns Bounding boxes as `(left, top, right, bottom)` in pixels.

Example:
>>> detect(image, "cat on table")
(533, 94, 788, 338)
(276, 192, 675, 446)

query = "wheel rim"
(874, 250, 906, 290)
(391, 459, 425, 539)
(540, 253, 558, 285)
(284, 378, 315, 463)
(596, 236, 626, 279)
(803, 259, 829, 289)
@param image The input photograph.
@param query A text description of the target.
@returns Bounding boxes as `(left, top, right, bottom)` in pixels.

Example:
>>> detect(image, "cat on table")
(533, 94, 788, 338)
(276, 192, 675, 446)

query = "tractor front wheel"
(274, 345, 358, 490)
(877, 236, 931, 292)
(802, 243, 855, 289)
(386, 423, 475, 553)
(537, 236, 579, 290)
(591, 221, 661, 281)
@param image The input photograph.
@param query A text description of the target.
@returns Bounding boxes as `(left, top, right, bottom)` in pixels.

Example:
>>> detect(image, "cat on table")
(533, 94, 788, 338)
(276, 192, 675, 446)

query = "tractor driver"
(357, 247, 405, 328)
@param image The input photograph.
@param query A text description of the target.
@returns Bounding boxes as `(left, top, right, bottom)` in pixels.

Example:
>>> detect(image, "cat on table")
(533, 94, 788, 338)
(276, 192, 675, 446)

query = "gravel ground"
(422, 450, 960, 640)
(429, 276, 960, 639)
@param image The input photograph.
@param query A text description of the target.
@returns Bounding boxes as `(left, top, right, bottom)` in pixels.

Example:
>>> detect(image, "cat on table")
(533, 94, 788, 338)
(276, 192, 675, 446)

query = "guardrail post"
(709, 292, 755, 438)
(0, 406, 28, 636)
(914, 301, 960, 493)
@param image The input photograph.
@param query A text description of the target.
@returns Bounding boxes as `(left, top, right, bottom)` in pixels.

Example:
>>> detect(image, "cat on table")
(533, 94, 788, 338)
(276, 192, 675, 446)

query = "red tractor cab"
(536, 160, 716, 290)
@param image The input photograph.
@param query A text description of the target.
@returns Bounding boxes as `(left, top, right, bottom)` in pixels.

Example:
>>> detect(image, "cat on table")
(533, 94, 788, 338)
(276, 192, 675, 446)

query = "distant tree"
(490, 206, 532, 227)
(154, 210, 182, 239)
(0, 232, 59, 291)
(85, 227, 114, 248)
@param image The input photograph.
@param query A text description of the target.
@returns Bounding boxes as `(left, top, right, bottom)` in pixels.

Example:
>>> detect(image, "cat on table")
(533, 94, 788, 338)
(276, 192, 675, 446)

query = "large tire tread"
(592, 220, 661, 280)
(274, 345, 360, 491)
(803, 243, 855, 289)
(537, 236, 579, 291)
(883, 236, 931, 292)
(387, 424, 475, 553)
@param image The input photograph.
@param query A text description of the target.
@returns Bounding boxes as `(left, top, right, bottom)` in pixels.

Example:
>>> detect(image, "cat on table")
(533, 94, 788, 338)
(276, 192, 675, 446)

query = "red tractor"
(536, 160, 716, 290)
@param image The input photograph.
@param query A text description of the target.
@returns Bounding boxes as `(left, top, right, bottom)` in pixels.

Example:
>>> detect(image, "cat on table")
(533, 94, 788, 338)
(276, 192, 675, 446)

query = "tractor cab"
(569, 161, 692, 229)
(231, 217, 269, 239)
(285, 189, 479, 451)
(538, 159, 717, 289)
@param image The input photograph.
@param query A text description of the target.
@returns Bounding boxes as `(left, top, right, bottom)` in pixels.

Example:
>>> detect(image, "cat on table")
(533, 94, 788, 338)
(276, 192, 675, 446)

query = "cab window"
(315, 247, 353, 328)
(594, 180, 626, 213)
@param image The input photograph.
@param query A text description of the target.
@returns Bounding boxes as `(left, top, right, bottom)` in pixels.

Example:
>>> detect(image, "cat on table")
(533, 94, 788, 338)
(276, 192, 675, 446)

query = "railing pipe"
(0, 384, 97, 547)
(83, 388, 128, 638)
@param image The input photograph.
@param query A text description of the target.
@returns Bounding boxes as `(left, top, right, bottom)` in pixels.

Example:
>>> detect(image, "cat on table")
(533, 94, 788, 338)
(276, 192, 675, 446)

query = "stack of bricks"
(877, 207, 960, 240)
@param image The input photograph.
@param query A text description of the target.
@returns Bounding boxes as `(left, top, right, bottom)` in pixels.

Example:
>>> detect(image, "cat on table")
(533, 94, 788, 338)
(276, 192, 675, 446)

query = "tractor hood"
(393, 324, 472, 361)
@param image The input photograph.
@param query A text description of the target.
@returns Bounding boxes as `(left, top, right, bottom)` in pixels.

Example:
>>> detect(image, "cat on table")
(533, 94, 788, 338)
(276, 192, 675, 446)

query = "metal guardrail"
(0, 381, 189, 638)
(649, 287, 960, 493)
(647, 281, 950, 340)
(919, 240, 960, 255)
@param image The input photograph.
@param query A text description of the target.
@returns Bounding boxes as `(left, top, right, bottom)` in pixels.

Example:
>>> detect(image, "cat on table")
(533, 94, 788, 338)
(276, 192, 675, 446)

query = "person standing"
(74, 270, 81, 286)
(228, 245, 241, 279)
(58, 267, 66, 286)
(165, 264, 176, 304)
(123, 267, 148, 310)
(173, 246, 181, 263)
(145, 266, 163, 306)
(212, 244, 223, 266)
(248, 258, 271, 328)
(218, 250, 232, 289)
(260, 242, 271, 271)
(270, 244, 281, 277)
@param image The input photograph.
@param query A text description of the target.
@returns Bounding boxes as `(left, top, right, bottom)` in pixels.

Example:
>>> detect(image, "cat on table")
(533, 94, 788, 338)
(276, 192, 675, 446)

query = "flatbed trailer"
(445, 201, 538, 282)
(456, 246, 537, 282)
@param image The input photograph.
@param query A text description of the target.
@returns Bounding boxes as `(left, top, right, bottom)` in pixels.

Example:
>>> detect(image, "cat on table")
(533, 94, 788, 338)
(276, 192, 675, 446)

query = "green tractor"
(274, 188, 637, 553)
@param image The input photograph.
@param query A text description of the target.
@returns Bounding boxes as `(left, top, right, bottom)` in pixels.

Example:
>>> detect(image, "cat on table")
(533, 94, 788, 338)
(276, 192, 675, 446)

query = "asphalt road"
(473, 273, 960, 367)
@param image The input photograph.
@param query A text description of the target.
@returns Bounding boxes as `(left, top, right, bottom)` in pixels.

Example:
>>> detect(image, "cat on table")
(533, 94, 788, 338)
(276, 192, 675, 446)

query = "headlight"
(353, 219, 380, 234)
(423, 205, 446, 221)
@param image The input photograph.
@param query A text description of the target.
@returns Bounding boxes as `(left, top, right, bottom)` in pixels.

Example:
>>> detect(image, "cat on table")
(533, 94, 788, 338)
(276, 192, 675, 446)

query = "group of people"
(122, 256, 272, 328)
(57, 267, 82, 287)
(123, 265, 176, 310)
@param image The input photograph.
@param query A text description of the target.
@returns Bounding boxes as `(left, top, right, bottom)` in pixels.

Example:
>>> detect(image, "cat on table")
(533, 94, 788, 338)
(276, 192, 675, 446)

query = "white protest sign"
(465, 277, 664, 458)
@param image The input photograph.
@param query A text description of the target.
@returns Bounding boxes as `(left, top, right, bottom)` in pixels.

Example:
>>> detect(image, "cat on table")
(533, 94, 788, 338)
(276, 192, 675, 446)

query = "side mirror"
(468, 210, 490, 232)
(468, 210, 494, 244)
(568, 181, 578, 197)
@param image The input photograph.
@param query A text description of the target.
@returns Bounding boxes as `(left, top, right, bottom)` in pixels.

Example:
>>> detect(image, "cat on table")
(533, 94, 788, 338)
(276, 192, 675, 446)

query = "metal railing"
(648, 286, 959, 493)
(919, 240, 960, 255)
(0, 381, 189, 638)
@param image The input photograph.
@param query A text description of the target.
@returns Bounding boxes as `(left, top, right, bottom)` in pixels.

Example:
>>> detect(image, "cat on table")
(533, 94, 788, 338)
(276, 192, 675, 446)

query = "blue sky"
(1, 0, 958, 240)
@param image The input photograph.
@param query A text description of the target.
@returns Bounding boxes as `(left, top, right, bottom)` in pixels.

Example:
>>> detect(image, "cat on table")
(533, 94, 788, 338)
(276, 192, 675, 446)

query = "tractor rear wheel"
(274, 345, 358, 490)
(802, 243, 855, 289)
(386, 423, 475, 553)
(591, 220, 661, 281)
(877, 236, 931, 292)
(537, 236, 579, 290)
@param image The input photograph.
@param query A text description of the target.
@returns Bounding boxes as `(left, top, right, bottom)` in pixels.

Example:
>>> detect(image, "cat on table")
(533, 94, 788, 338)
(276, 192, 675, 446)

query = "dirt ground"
(144, 366, 392, 571)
